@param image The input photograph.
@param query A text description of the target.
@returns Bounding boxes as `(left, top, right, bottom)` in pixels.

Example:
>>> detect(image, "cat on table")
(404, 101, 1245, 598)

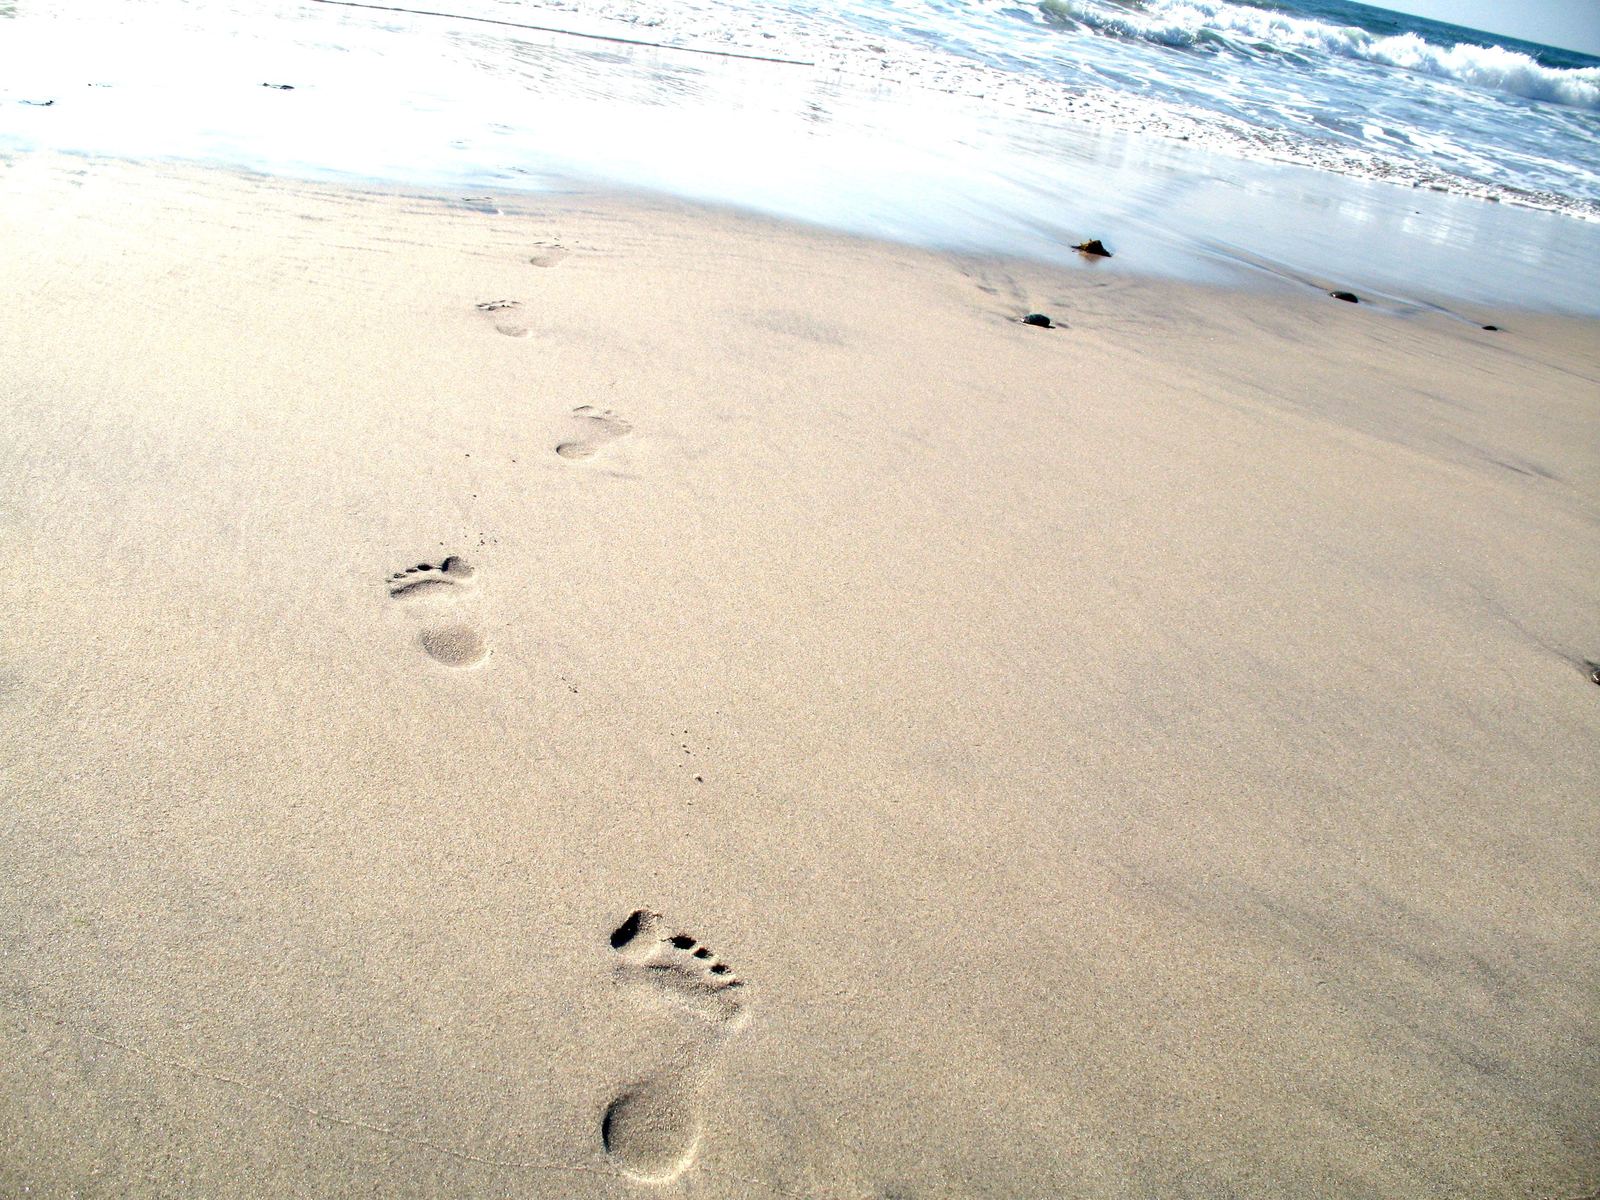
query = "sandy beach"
(1, 153, 1597, 1197)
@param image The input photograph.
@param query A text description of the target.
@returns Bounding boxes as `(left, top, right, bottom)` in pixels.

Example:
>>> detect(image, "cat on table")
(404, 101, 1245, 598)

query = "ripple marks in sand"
(556, 406, 631, 461)
(386, 556, 488, 668)
(602, 909, 748, 1184)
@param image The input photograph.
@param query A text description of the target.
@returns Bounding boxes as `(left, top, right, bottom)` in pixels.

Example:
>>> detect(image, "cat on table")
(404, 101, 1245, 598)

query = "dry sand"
(0, 153, 1596, 1198)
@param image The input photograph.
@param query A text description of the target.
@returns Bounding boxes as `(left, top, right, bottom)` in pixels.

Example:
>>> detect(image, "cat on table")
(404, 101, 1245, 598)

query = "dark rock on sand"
(1482, 324, 1500, 331)
(1072, 239, 1112, 258)
(262, 83, 295, 90)
(1330, 291, 1360, 303)
(1022, 313, 1054, 328)
(21, 99, 55, 107)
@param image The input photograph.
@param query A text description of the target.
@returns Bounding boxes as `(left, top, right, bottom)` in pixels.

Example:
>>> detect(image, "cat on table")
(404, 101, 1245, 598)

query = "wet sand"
(0, 154, 1597, 1198)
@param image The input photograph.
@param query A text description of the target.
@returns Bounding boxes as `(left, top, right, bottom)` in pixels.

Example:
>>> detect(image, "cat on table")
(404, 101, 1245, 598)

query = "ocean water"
(4, 0, 1600, 312)
(531, 0, 1600, 214)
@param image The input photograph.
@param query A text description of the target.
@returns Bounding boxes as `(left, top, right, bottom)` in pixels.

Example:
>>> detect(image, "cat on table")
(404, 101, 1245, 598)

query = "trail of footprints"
(473, 244, 634, 463)
(397, 235, 776, 1181)
(386, 556, 488, 668)
(602, 909, 749, 1185)
(429, 243, 746, 1179)
(408, 234, 735, 1163)
(473, 234, 571, 338)
(402, 254, 639, 666)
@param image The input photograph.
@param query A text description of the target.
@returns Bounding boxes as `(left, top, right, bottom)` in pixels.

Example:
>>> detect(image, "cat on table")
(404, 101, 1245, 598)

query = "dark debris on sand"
(1022, 313, 1055, 329)
(1073, 239, 1112, 258)
(1330, 291, 1360, 303)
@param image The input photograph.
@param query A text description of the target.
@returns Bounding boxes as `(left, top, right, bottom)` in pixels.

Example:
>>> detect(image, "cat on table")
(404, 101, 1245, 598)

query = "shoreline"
(5, 2, 1600, 319)
(5, 0, 1600, 230)
(2, 153, 1597, 1198)
(6, 145, 1597, 325)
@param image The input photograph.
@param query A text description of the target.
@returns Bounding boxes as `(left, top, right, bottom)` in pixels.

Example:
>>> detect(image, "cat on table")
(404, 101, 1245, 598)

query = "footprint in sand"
(386, 556, 489, 668)
(387, 555, 475, 598)
(556, 405, 632, 461)
(528, 242, 571, 269)
(602, 909, 749, 1185)
(475, 298, 529, 338)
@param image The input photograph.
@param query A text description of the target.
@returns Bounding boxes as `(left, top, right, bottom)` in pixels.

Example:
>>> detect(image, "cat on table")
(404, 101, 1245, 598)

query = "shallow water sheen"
(3, 0, 1599, 314)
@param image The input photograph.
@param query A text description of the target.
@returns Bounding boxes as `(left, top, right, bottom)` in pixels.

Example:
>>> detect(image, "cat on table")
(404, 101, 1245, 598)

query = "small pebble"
(1022, 313, 1054, 328)
(1330, 291, 1359, 303)
(1073, 239, 1112, 258)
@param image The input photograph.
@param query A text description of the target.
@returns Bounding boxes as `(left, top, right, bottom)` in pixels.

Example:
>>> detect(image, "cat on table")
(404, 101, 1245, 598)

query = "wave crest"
(1359, 33, 1599, 108)
(1044, 0, 1600, 110)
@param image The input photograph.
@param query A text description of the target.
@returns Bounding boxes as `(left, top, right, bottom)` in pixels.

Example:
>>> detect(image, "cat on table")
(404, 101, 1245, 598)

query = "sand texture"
(1, 155, 1597, 1198)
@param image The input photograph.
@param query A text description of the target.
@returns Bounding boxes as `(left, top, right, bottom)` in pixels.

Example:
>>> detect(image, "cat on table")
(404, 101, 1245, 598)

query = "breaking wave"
(1044, 0, 1600, 110)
